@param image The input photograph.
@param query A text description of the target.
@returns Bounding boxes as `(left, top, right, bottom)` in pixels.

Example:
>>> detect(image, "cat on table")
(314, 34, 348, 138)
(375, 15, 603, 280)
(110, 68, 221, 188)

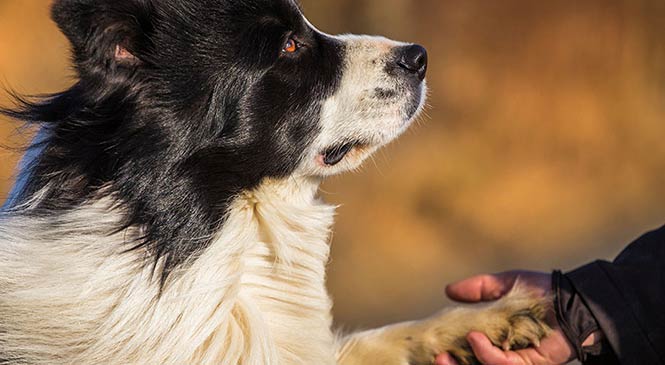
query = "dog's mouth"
(321, 141, 368, 166)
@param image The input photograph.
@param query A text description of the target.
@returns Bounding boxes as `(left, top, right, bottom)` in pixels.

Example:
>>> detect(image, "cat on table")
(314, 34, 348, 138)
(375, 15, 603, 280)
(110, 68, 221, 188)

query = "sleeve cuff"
(567, 261, 662, 365)
(553, 270, 603, 361)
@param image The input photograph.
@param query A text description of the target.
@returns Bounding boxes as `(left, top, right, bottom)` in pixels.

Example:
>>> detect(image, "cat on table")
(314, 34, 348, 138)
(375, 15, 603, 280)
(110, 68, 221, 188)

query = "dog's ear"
(51, 0, 154, 69)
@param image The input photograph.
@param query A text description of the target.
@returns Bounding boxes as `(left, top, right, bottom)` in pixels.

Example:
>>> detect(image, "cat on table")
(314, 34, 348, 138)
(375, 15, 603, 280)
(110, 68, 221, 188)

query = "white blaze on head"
(299, 35, 428, 177)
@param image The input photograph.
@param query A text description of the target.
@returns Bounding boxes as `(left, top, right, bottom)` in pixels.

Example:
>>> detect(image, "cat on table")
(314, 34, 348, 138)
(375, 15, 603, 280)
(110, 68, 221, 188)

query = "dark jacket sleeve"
(563, 226, 665, 365)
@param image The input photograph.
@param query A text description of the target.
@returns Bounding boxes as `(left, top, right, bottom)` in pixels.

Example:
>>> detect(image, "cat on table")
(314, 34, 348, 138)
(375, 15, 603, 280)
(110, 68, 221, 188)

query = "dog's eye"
(282, 37, 299, 54)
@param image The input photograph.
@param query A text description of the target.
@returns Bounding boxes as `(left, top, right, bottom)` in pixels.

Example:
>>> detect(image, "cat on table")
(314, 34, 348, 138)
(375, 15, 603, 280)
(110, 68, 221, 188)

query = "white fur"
(0, 183, 550, 365)
(301, 35, 428, 176)
(0, 177, 342, 364)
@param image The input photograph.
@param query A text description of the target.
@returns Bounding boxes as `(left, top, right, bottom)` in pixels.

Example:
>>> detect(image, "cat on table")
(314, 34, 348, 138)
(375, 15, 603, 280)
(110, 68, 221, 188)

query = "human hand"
(435, 271, 577, 365)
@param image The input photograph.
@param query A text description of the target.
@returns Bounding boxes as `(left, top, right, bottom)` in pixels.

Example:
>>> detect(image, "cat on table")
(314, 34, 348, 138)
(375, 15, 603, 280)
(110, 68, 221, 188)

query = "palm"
(436, 271, 576, 365)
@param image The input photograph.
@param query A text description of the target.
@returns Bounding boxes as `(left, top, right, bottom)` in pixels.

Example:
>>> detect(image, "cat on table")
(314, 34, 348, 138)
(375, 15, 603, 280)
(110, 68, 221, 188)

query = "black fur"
(1, 0, 345, 282)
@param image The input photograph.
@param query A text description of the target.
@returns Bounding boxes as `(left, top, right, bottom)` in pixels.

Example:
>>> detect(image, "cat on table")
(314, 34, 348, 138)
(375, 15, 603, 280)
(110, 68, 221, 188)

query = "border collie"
(0, 0, 549, 364)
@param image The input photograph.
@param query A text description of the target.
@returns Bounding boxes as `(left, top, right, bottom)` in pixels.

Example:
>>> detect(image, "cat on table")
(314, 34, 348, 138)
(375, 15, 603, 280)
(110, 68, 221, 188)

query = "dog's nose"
(396, 44, 428, 81)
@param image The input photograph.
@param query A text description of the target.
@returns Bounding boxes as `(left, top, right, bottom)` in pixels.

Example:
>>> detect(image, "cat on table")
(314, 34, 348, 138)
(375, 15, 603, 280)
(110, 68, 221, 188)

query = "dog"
(0, 0, 550, 364)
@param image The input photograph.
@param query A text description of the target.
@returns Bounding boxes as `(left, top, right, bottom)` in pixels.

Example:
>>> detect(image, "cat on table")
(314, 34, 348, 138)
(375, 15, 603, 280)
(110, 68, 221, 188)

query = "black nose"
(396, 44, 428, 81)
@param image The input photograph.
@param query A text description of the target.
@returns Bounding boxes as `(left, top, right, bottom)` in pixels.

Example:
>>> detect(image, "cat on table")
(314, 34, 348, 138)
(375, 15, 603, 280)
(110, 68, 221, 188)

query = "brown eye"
(283, 37, 298, 53)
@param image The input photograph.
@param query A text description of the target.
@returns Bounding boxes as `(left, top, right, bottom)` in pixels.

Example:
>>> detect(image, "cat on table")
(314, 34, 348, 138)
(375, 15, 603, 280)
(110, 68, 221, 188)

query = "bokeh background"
(1, 0, 665, 349)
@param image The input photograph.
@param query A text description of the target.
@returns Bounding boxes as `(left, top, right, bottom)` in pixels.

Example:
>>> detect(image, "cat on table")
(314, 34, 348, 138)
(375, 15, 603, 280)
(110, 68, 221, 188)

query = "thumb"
(445, 272, 518, 303)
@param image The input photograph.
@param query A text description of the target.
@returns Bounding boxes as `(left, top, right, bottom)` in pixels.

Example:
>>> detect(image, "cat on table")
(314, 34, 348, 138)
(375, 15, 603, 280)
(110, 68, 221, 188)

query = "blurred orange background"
(2, 0, 665, 338)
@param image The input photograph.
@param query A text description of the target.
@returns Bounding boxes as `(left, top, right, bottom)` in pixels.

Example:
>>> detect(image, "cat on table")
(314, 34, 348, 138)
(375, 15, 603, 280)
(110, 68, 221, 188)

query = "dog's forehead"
(226, 0, 302, 14)
(272, 0, 305, 20)
(271, 0, 303, 11)
(215, 0, 305, 26)
(291, 0, 306, 14)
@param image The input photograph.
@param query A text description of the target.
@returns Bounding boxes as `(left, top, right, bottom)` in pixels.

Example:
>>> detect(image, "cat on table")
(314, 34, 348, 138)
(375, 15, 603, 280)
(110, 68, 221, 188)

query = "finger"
(467, 332, 556, 365)
(445, 273, 517, 303)
(467, 332, 520, 365)
(435, 353, 459, 365)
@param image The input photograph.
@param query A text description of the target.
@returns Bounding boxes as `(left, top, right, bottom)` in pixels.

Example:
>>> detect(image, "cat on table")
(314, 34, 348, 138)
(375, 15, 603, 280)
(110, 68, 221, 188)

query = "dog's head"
(51, 0, 427, 175)
(9, 0, 427, 276)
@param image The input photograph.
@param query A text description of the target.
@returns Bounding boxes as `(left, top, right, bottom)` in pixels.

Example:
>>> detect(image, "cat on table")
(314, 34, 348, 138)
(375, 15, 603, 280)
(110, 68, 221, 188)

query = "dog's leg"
(337, 286, 551, 365)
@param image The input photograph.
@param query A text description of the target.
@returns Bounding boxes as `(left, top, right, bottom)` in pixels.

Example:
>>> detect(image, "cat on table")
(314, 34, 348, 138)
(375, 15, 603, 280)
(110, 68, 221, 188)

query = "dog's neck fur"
(0, 177, 338, 364)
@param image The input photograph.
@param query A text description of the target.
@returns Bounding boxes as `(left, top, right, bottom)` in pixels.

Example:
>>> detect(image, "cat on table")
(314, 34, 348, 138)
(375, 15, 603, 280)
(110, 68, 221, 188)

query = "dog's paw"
(408, 287, 552, 365)
(337, 286, 551, 365)
(497, 301, 551, 351)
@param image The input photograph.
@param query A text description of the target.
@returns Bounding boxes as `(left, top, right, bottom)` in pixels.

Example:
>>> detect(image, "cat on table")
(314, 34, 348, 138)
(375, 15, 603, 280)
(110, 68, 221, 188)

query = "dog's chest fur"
(0, 178, 338, 365)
